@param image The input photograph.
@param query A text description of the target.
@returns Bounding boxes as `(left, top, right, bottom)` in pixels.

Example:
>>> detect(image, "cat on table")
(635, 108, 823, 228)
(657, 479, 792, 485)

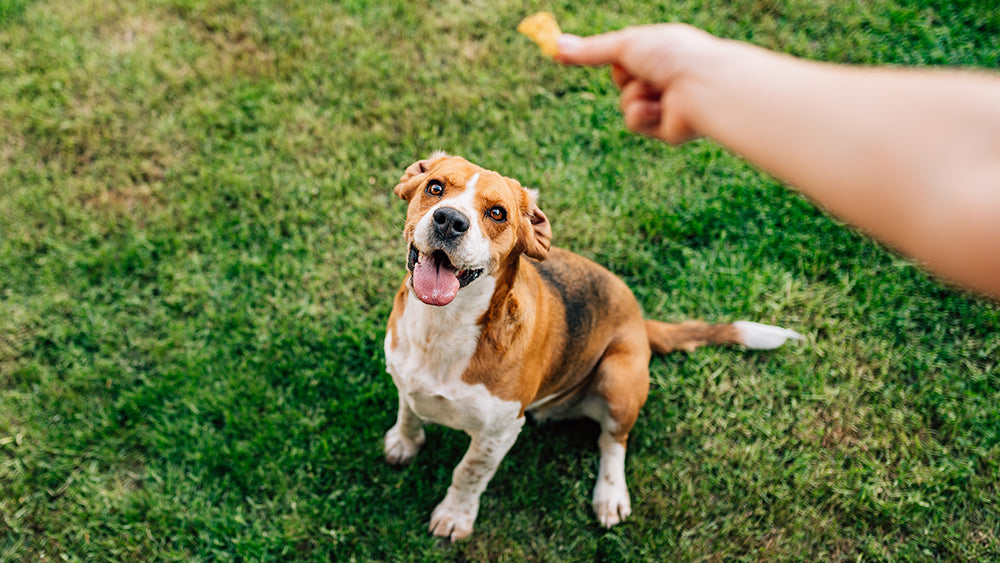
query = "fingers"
(556, 24, 703, 144)
(563, 34, 663, 137)
(556, 32, 629, 66)
(620, 78, 699, 143)
(624, 99, 663, 137)
(611, 63, 630, 89)
(620, 79, 663, 137)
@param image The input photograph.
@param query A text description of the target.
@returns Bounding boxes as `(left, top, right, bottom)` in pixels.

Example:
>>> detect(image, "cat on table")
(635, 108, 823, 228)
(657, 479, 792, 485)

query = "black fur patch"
(531, 252, 611, 368)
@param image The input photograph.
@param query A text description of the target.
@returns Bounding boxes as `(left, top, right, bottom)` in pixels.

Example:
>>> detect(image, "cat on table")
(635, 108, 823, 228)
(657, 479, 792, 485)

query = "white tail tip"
(732, 321, 804, 350)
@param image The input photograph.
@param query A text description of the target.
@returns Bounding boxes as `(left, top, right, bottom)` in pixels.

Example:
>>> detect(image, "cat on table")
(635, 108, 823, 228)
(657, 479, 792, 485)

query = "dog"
(383, 152, 802, 541)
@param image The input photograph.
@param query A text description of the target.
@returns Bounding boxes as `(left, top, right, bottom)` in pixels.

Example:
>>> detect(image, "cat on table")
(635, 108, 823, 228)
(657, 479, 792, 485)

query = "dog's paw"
(593, 481, 631, 528)
(429, 494, 478, 541)
(383, 425, 425, 466)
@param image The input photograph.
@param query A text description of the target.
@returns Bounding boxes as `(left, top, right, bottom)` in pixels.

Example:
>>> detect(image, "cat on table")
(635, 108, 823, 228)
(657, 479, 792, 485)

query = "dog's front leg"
(384, 395, 425, 466)
(429, 418, 524, 541)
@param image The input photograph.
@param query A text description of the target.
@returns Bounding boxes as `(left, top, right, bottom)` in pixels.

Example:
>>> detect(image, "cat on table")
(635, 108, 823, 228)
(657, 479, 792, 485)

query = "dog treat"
(517, 11, 561, 58)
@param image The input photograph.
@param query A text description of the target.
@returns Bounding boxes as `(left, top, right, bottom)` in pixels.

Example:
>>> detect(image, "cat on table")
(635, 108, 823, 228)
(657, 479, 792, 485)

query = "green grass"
(1, 0, 998, 560)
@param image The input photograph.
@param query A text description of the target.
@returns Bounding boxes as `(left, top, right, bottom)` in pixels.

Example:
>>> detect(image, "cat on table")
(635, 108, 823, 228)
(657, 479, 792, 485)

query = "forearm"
(681, 40, 1000, 295)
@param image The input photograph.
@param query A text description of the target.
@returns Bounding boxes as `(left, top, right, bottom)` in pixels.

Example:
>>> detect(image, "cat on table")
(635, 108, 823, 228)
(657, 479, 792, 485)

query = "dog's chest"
(385, 282, 521, 432)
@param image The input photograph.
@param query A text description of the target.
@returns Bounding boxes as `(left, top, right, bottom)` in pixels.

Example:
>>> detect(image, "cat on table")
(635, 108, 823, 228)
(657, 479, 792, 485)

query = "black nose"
(432, 207, 470, 240)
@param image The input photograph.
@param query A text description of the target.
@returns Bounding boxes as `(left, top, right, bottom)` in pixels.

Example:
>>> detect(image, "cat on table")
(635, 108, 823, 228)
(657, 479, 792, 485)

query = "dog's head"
(393, 152, 552, 307)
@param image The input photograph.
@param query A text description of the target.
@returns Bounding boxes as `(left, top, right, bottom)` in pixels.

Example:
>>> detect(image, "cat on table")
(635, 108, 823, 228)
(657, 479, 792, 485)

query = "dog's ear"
(516, 184, 552, 261)
(393, 151, 449, 201)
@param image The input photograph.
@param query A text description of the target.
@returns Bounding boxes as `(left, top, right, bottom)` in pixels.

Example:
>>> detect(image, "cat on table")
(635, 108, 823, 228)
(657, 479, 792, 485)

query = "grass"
(1, 0, 998, 560)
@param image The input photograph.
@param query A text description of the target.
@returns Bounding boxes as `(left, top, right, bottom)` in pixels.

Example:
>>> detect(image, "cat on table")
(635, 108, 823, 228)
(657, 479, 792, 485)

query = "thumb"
(556, 31, 629, 66)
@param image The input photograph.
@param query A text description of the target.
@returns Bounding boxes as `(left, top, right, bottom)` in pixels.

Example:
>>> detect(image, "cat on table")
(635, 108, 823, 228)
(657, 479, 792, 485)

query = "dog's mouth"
(407, 245, 483, 307)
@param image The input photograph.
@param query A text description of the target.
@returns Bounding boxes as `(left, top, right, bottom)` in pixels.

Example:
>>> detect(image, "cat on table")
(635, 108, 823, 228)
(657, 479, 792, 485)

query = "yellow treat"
(517, 11, 561, 58)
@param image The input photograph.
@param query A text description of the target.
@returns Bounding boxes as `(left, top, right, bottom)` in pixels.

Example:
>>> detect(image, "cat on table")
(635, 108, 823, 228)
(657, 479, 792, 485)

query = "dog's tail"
(645, 320, 803, 354)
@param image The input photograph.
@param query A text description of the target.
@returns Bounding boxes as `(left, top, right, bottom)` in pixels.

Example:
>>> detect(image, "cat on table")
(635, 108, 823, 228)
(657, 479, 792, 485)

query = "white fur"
(525, 392, 560, 412)
(732, 320, 804, 349)
(465, 172, 481, 191)
(592, 433, 630, 527)
(384, 275, 525, 541)
(385, 277, 508, 430)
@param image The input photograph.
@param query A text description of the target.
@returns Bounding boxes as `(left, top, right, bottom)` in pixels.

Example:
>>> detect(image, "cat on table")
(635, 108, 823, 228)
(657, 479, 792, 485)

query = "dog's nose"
(433, 207, 470, 240)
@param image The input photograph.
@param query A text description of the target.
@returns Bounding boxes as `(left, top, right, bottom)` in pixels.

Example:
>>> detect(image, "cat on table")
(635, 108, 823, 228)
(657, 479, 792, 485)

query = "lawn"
(1, 0, 998, 561)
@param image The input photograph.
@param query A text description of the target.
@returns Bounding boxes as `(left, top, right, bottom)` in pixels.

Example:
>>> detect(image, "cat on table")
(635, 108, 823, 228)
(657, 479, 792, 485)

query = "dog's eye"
(488, 206, 507, 222)
(425, 180, 444, 197)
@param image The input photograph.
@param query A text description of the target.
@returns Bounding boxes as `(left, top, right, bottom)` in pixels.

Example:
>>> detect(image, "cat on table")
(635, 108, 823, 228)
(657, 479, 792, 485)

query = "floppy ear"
(393, 151, 449, 201)
(518, 186, 552, 261)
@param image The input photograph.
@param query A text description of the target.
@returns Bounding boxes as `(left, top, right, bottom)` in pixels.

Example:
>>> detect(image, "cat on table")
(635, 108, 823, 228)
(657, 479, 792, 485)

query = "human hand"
(557, 24, 724, 144)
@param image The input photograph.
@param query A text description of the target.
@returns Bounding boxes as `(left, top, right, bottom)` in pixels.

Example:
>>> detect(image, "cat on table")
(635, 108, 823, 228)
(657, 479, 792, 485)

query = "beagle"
(383, 152, 801, 541)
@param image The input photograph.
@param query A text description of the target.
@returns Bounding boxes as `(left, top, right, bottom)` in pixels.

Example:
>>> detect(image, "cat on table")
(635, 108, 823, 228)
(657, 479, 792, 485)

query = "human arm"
(557, 25, 1000, 297)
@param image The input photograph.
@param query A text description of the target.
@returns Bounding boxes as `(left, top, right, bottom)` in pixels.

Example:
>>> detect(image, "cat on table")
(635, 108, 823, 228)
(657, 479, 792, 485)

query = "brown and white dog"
(383, 152, 802, 541)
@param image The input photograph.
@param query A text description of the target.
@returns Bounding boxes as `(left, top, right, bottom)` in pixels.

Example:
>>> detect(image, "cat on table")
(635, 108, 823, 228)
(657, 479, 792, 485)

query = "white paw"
(383, 425, 425, 466)
(593, 480, 631, 528)
(429, 493, 478, 541)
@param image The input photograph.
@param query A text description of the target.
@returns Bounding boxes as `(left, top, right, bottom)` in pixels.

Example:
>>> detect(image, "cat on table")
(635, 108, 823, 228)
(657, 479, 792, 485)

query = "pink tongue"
(412, 254, 460, 306)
